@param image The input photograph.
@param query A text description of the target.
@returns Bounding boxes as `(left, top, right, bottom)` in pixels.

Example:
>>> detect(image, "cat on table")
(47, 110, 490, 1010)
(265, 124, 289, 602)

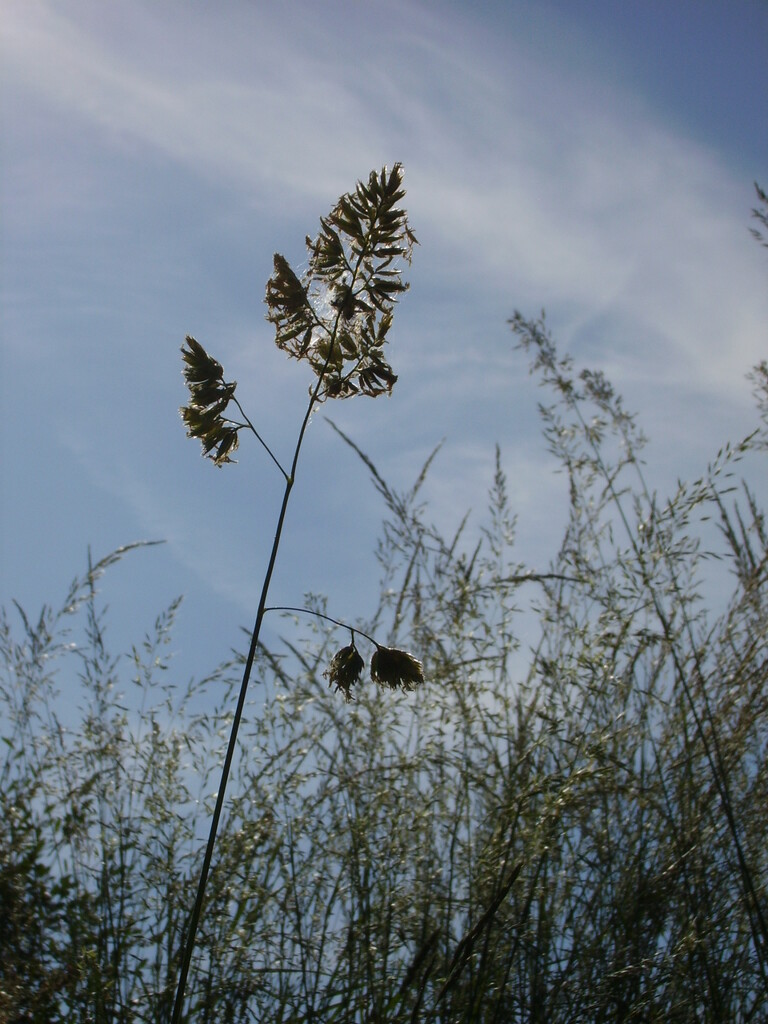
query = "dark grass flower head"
(324, 637, 425, 700)
(370, 645, 424, 693)
(180, 335, 239, 465)
(324, 643, 365, 702)
(265, 164, 416, 401)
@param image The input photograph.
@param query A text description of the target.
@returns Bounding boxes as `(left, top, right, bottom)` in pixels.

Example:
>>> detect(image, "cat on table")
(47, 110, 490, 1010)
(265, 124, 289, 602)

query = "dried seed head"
(267, 165, 415, 403)
(180, 336, 240, 465)
(370, 646, 424, 692)
(325, 643, 365, 702)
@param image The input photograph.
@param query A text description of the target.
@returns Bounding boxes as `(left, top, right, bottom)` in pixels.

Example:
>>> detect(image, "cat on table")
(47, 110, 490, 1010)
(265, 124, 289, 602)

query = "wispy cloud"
(7, 1, 763, 318)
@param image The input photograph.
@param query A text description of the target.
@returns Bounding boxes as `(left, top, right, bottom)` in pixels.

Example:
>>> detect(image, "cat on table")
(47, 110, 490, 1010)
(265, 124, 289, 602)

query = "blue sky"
(2, 0, 767, 685)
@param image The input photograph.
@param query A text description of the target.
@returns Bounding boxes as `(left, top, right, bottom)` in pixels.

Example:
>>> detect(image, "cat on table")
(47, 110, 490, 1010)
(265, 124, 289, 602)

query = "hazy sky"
(2, 0, 767, 685)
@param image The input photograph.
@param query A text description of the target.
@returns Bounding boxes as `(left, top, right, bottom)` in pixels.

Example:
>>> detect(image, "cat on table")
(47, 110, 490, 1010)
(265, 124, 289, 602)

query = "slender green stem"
(170, 479, 294, 1024)
(265, 605, 378, 648)
(230, 394, 288, 480)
